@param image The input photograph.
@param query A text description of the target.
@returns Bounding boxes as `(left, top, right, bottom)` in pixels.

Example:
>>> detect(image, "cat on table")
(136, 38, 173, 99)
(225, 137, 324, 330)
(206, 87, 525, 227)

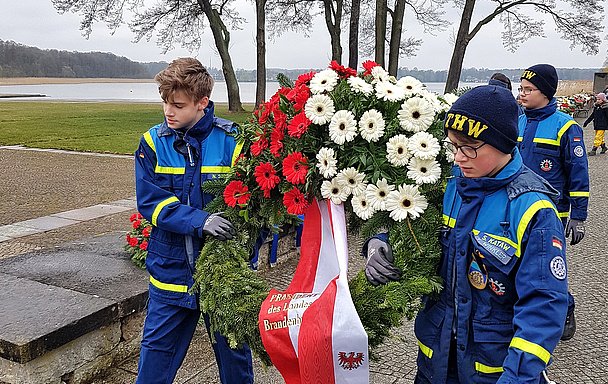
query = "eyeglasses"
(443, 140, 487, 159)
(517, 87, 539, 96)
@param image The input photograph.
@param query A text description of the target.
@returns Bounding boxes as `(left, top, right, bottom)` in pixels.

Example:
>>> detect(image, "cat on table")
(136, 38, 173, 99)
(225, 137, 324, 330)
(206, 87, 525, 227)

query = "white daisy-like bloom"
(351, 192, 377, 220)
(408, 131, 441, 160)
(386, 184, 429, 221)
(316, 147, 338, 178)
(397, 76, 424, 96)
(358, 109, 385, 142)
(320, 178, 349, 205)
(309, 69, 339, 94)
(398, 97, 435, 132)
(375, 81, 406, 102)
(336, 167, 367, 196)
(304, 94, 335, 125)
(418, 89, 443, 113)
(407, 157, 442, 185)
(328, 110, 358, 145)
(443, 138, 456, 163)
(365, 178, 395, 211)
(371, 66, 390, 83)
(347, 76, 374, 95)
(386, 134, 411, 166)
(442, 93, 459, 106)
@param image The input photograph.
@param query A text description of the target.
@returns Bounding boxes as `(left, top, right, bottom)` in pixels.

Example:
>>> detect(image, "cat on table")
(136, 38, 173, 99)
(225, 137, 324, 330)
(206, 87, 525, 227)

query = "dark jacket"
(583, 103, 608, 131)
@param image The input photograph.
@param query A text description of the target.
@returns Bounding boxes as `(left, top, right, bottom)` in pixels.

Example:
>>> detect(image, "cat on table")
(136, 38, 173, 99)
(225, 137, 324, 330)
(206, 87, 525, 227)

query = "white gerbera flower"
(347, 76, 374, 95)
(305, 94, 335, 125)
(443, 138, 456, 163)
(365, 178, 395, 211)
(351, 193, 376, 220)
(407, 158, 442, 185)
(397, 76, 423, 95)
(329, 110, 358, 145)
(386, 134, 411, 166)
(316, 147, 338, 178)
(358, 109, 385, 142)
(418, 89, 443, 113)
(321, 178, 349, 205)
(442, 93, 459, 106)
(310, 69, 339, 94)
(336, 167, 366, 196)
(408, 131, 441, 160)
(386, 184, 429, 221)
(371, 66, 390, 83)
(398, 97, 435, 132)
(375, 81, 406, 102)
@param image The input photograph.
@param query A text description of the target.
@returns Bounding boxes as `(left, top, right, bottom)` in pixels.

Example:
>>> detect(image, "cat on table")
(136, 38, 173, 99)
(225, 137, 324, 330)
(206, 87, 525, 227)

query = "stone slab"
(0, 235, 11, 242)
(51, 204, 131, 221)
(16, 216, 81, 231)
(0, 273, 117, 363)
(109, 199, 137, 209)
(0, 225, 42, 239)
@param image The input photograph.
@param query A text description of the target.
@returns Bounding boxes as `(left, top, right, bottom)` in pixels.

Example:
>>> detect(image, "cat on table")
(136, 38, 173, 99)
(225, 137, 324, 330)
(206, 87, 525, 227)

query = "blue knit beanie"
(521, 64, 558, 99)
(444, 85, 519, 154)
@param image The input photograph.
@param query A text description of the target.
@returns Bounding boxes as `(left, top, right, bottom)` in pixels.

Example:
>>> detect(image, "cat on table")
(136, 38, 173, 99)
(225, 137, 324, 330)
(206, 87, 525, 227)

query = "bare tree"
(348, 0, 362, 68)
(255, 0, 267, 107)
(51, 0, 246, 112)
(445, 0, 606, 93)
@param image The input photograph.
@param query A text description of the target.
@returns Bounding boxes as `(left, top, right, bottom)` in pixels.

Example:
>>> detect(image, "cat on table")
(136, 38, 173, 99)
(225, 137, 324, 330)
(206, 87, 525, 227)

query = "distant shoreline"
(0, 78, 155, 86)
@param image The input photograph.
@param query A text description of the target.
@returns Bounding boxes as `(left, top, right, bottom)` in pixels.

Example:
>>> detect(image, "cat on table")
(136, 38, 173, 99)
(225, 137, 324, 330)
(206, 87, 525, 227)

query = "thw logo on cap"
(521, 70, 536, 80)
(444, 113, 489, 138)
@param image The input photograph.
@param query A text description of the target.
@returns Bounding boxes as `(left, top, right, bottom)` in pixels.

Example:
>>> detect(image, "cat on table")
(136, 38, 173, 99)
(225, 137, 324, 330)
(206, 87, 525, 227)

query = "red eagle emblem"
(337, 351, 364, 370)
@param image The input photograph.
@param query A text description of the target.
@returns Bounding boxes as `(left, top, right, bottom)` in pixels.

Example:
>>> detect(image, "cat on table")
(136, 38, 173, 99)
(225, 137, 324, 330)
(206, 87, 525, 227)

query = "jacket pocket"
(471, 320, 513, 382)
(414, 301, 446, 379)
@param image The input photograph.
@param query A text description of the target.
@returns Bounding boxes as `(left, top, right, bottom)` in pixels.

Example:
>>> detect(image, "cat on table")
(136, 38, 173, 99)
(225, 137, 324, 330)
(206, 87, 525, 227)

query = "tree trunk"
(255, 0, 267, 107)
(323, 0, 343, 63)
(445, 0, 476, 93)
(199, 0, 244, 112)
(348, 0, 361, 69)
(374, 0, 387, 66)
(387, 0, 405, 76)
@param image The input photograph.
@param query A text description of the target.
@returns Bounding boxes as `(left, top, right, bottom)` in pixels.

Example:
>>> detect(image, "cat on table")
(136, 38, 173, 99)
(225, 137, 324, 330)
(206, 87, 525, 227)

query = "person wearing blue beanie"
(366, 84, 569, 384)
(518, 64, 589, 342)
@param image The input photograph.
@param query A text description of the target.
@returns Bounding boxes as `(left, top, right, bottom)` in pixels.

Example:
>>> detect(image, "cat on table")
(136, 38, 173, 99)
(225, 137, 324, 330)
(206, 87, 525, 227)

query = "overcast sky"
(2, 0, 607, 71)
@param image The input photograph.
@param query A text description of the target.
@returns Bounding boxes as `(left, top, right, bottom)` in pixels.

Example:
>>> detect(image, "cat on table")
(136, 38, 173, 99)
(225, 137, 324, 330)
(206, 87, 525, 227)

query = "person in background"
(517, 64, 589, 341)
(582, 92, 608, 155)
(364, 85, 568, 383)
(489, 72, 525, 115)
(134, 58, 254, 384)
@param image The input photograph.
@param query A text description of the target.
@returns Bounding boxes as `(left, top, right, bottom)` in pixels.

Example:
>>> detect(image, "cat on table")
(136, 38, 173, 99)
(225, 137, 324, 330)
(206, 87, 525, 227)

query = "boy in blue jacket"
(134, 58, 253, 384)
(365, 85, 568, 383)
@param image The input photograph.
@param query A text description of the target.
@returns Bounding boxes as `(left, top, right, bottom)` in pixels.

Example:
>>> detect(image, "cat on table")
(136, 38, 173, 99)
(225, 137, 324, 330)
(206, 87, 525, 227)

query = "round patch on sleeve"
(573, 145, 584, 158)
(550, 256, 567, 280)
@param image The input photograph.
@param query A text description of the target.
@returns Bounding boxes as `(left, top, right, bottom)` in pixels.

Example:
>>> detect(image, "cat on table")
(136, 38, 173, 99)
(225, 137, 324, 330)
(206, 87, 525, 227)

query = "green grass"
(0, 102, 255, 154)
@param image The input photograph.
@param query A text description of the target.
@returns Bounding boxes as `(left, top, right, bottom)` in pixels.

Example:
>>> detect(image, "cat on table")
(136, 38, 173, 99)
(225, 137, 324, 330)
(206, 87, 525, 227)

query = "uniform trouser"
(136, 296, 254, 384)
(560, 217, 576, 316)
(593, 130, 605, 147)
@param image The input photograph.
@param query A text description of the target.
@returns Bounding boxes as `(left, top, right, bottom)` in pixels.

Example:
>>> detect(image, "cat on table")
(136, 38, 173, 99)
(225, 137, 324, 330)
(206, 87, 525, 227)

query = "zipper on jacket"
(186, 143, 195, 167)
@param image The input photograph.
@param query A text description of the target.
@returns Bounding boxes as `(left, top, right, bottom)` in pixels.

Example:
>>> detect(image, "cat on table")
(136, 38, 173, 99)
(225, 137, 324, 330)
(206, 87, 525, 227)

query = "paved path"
(1, 122, 607, 383)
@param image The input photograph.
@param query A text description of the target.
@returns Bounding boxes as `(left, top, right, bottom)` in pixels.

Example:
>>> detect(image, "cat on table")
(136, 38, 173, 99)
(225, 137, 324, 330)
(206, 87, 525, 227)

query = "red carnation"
(251, 136, 269, 156)
(362, 60, 380, 76)
(254, 162, 281, 192)
(283, 187, 309, 215)
(329, 60, 357, 78)
(132, 220, 141, 229)
(128, 236, 139, 247)
(287, 112, 312, 139)
(139, 240, 148, 250)
(130, 213, 143, 222)
(295, 71, 316, 86)
(282, 152, 309, 185)
(223, 180, 251, 207)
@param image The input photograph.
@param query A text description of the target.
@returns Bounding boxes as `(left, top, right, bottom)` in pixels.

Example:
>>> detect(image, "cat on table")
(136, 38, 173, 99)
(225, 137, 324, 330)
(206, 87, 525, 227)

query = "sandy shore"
(0, 77, 154, 85)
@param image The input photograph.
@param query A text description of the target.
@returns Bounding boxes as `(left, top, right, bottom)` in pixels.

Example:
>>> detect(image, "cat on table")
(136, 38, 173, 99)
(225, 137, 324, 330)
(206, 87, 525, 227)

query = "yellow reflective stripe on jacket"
(417, 339, 433, 359)
(232, 140, 245, 166)
(558, 211, 569, 218)
(509, 337, 551, 364)
(569, 191, 589, 197)
(155, 166, 186, 174)
(516, 200, 558, 257)
(532, 120, 576, 146)
(152, 196, 180, 226)
(475, 362, 504, 374)
(201, 165, 231, 174)
(517, 136, 523, 142)
(150, 275, 188, 293)
(144, 131, 156, 152)
(443, 214, 456, 228)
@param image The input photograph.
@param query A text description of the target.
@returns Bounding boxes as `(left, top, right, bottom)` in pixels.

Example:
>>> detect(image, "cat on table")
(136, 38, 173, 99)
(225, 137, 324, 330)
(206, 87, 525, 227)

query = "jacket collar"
(156, 101, 216, 139)
(524, 98, 557, 121)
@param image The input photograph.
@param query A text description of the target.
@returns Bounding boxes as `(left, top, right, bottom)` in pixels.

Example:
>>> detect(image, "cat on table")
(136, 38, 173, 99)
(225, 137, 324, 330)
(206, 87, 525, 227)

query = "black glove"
(364, 238, 401, 286)
(565, 219, 585, 245)
(203, 213, 235, 241)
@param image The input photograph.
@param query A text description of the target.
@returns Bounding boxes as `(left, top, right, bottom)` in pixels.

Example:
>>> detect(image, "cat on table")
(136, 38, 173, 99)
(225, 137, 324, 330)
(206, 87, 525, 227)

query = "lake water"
(0, 81, 495, 103)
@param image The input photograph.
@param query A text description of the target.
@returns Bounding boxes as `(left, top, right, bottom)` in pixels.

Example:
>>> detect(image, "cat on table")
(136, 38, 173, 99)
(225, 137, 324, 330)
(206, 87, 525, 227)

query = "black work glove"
(565, 219, 585, 245)
(365, 238, 401, 286)
(203, 213, 236, 241)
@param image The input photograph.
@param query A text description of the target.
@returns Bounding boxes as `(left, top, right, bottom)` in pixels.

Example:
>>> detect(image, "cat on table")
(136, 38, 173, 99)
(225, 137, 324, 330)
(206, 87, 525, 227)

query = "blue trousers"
(136, 297, 254, 384)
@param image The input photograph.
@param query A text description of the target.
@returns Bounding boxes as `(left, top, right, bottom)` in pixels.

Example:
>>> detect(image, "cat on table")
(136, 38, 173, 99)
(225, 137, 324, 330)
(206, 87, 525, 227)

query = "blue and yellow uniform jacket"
(414, 150, 568, 383)
(518, 100, 589, 221)
(135, 101, 242, 309)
